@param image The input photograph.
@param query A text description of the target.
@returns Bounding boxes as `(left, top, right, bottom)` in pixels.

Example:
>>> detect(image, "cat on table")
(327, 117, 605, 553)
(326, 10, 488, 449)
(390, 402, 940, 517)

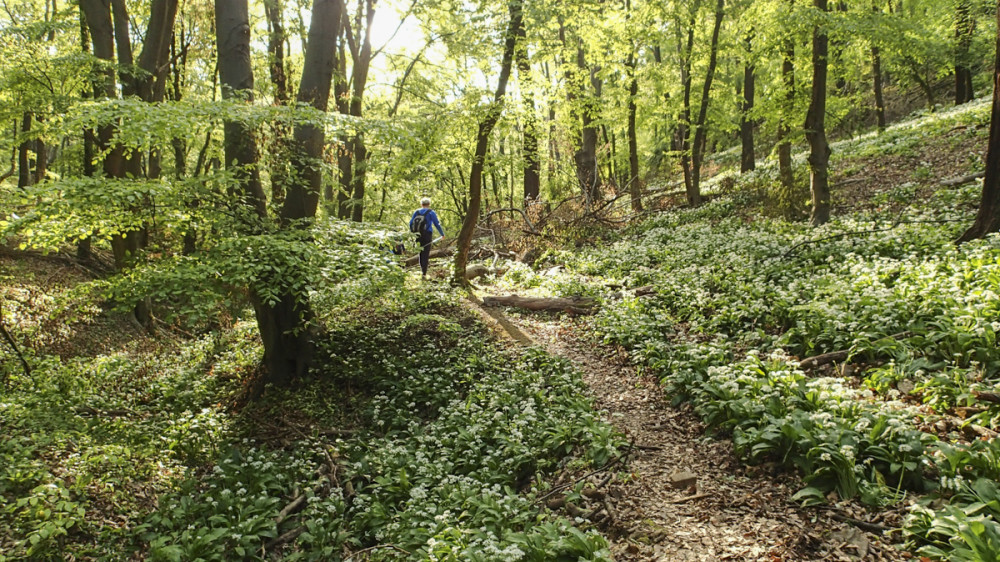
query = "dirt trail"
(471, 300, 906, 562)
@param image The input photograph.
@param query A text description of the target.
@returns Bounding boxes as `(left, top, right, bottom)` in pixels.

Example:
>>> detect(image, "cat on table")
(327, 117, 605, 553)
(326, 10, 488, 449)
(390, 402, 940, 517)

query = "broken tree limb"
(798, 331, 910, 370)
(0, 301, 31, 385)
(482, 295, 596, 314)
(483, 207, 538, 233)
(940, 171, 985, 187)
(404, 247, 454, 267)
(799, 350, 851, 371)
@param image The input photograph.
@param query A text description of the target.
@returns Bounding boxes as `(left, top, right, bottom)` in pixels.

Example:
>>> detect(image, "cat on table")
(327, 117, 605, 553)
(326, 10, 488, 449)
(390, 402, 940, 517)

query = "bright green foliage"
(1, 281, 620, 560)
(483, 102, 1000, 558)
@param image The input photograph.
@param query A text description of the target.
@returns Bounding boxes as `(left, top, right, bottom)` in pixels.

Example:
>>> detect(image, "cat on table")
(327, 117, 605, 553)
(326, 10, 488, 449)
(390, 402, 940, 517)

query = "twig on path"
(669, 492, 713, 504)
(345, 544, 411, 560)
(828, 512, 895, 534)
(535, 451, 628, 505)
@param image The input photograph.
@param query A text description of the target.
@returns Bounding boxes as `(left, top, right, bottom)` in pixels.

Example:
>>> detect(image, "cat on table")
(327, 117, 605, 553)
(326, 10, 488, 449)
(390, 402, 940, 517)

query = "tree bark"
(805, 0, 832, 227)
(574, 46, 601, 204)
(514, 16, 540, 202)
(483, 295, 595, 314)
(740, 33, 756, 173)
(626, 49, 642, 212)
(281, 0, 342, 223)
(216, 0, 268, 220)
(778, 6, 795, 207)
(689, 0, 725, 200)
(958, 2, 1000, 242)
(17, 113, 31, 190)
(677, 3, 699, 206)
(453, 0, 522, 284)
(872, 41, 886, 130)
(955, 0, 975, 105)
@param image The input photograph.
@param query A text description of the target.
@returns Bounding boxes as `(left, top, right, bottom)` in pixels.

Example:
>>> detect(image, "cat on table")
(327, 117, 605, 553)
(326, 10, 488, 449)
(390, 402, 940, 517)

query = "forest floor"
(469, 295, 907, 562)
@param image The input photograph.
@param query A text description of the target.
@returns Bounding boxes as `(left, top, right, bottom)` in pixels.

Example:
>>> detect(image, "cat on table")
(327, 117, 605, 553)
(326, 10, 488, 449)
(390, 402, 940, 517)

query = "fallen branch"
(799, 350, 850, 371)
(535, 453, 627, 505)
(828, 512, 894, 534)
(345, 544, 411, 561)
(940, 171, 984, 187)
(483, 207, 538, 234)
(482, 295, 596, 314)
(0, 303, 31, 385)
(798, 331, 910, 371)
(404, 247, 454, 267)
(262, 526, 305, 552)
(669, 492, 713, 504)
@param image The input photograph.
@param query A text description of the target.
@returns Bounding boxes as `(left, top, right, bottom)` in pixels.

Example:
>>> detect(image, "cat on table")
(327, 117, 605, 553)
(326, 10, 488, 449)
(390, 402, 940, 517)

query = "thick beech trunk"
(282, 0, 341, 223)
(958, 3, 1000, 242)
(805, 0, 832, 227)
(454, 0, 522, 284)
(740, 34, 756, 173)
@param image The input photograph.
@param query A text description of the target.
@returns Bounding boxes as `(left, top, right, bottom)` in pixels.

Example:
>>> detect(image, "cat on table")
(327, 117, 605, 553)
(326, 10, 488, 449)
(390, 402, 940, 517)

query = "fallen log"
(404, 247, 454, 267)
(940, 171, 984, 187)
(799, 350, 850, 371)
(482, 295, 595, 314)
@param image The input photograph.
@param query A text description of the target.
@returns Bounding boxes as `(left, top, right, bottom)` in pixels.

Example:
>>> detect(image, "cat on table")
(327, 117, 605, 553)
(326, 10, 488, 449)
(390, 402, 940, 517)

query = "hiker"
(410, 197, 445, 278)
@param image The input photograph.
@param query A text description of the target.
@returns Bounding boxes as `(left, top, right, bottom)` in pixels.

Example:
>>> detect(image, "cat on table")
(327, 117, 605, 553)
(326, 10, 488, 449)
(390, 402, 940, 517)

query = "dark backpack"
(410, 210, 428, 233)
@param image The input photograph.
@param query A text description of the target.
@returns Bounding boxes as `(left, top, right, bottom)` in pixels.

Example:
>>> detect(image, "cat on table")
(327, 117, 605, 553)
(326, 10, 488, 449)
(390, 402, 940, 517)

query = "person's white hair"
(420, 197, 431, 206)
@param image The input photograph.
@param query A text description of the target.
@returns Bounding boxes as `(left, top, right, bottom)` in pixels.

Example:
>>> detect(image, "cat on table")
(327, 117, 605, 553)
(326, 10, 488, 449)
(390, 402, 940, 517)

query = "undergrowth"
(508, 104, 1000, 560)
(1, 279, 620, 560)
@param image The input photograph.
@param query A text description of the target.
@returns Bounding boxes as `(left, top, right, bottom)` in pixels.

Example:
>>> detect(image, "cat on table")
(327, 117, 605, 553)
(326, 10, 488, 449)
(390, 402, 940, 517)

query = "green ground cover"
(512, 111, 1000, 560)
(1, 276, 620, 560)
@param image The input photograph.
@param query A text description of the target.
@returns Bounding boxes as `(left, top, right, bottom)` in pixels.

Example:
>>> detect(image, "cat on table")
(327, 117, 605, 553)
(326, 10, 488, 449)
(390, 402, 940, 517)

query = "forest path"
(468, 297, 905, 562)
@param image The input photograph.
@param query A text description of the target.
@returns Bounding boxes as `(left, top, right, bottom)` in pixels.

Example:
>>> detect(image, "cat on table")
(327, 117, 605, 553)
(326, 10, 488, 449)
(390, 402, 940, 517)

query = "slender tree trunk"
(626, 49, 641, 212)
(805, 0, 832, 226)
(17, 113, 31, 189)
(958, 2, 1000, 242)
(690, 0, 725, 202)
(454, 0, 522, 284)
(955, 0, 975, 105)
(515, 17, 540, 201)
(677, 1, 701, 206)
(740, 33, 756, 173)
(777, 0, 797, 217)
(872, 43, 886, 131)
(335, 34, 353, 218)
(575, 47, 601, 204)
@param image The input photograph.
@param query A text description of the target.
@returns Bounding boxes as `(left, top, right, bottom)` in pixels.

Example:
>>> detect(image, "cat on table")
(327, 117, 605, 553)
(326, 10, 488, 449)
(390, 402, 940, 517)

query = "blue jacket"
(410, 208, 444, 237)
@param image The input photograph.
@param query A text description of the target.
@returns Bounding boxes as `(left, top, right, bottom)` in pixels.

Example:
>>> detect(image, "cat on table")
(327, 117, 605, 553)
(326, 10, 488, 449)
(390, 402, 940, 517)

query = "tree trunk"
(453, 0, 522, 284)
(740, 33, 756, 173)
(778, 13, 795, 205)
(872, 10, 886, 132)
(805, 0, 832, 227)
(264, 0, 291, 207)
(690, 0, 725, 200)
(955, 0, 975, 105)
(216, 0, 268, 220)
(281, 0, 342, 223)
(17, 113, 31, 189)
(514, 17, 540, 201)
(958, 2, 1000, 242)
(677, 0, 701, 206)
(626, 49, 642, 212)
(574, 47, 601, 204)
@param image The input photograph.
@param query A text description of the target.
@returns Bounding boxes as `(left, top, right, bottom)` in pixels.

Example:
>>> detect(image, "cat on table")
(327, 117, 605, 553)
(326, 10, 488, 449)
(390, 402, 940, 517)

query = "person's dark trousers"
(417, 230, 432, 275)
